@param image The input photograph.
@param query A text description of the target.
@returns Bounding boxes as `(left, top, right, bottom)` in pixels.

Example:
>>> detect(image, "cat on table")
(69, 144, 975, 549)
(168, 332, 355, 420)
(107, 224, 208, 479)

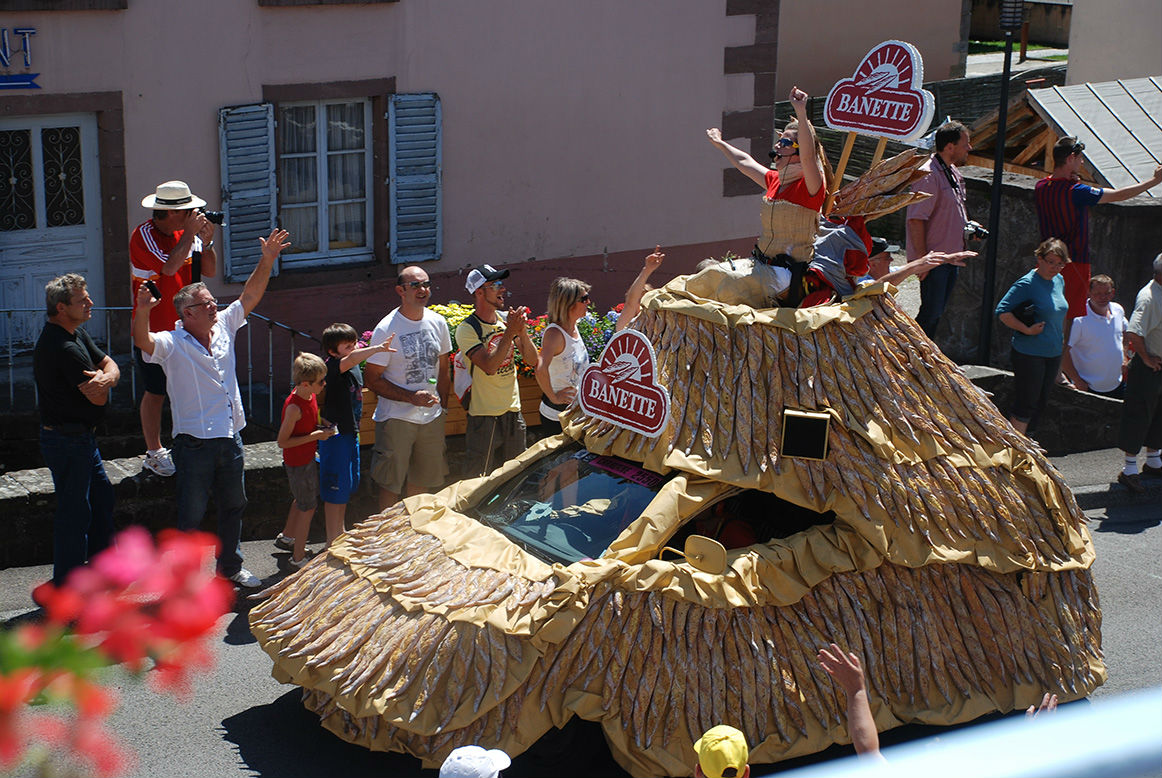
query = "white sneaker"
(274, 533, 295, 551)
(227, 568, 262, 588)
(143, 448, 176, 477)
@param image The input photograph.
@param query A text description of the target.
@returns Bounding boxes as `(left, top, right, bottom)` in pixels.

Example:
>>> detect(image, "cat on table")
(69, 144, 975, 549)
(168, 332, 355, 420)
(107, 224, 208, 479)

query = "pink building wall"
(2, 1, 964, 342)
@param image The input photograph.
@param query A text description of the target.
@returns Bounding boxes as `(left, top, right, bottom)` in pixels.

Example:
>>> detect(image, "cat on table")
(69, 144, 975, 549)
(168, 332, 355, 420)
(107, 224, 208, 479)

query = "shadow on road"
(1091, 507, 1161, 534)
(220, 689, 428, 777)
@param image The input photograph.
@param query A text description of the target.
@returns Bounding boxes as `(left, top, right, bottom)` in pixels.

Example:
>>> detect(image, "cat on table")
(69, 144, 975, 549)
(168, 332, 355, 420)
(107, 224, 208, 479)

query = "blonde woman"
(536, 277, 592, 435)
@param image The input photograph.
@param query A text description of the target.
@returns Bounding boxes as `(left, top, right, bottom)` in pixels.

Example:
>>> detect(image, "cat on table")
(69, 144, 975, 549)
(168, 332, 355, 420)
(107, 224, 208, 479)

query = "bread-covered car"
(250, 271, 1103, 777)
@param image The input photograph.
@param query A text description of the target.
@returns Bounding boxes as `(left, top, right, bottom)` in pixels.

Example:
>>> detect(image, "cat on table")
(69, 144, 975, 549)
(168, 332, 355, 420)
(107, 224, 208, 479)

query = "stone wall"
(932, 167, 1162, 366)
(0, 431, 499, 570)
(962, 365, 1122, 456)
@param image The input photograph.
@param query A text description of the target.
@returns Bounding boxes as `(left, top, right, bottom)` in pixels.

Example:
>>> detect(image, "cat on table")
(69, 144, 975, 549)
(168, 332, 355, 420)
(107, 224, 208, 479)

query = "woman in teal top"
(995, 238, 1070, 435)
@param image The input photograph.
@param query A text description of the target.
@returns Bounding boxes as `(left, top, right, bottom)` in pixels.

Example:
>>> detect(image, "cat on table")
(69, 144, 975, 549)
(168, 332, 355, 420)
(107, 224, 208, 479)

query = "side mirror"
(660, 534, 727, 575)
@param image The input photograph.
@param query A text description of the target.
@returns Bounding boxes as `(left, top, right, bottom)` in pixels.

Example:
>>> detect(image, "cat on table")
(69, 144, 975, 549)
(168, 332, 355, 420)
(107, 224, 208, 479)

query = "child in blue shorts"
(316, 323, 394, 545)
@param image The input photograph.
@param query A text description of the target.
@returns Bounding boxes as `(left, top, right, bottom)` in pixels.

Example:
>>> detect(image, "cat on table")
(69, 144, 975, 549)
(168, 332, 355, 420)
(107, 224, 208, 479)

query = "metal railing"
(3, 306, 321, 426)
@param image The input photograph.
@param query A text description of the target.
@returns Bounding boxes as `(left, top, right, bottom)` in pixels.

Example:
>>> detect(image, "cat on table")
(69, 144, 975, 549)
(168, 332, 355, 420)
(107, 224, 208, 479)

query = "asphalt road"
(3, 499, 1158, 778)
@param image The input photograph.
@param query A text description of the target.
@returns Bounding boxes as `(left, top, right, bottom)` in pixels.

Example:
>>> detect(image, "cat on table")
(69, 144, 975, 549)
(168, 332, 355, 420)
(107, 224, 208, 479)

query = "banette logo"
(824, 40, 935, 141)
(578, 330, 670, 438)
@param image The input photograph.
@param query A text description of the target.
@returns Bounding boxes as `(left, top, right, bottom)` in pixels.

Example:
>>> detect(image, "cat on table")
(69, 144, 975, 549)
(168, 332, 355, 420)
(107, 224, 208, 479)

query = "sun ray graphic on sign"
(856, 46, 912, 94)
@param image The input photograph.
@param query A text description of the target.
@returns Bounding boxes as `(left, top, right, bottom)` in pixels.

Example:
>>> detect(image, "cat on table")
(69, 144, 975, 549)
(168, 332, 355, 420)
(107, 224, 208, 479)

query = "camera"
(964, 220, 989, 241)
(198, 207, 226, 226)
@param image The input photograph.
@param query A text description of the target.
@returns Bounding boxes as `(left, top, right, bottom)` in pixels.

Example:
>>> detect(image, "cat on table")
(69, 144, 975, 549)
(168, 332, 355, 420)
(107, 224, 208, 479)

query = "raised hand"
(259, 228, 291, 260)
(817, 643, 867, 694)
(645, 245, 665, 271)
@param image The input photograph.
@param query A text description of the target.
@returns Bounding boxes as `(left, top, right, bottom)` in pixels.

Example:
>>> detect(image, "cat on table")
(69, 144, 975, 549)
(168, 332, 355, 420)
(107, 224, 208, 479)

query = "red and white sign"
(824, 40, 935, 142)
(578, 330, 670, 438)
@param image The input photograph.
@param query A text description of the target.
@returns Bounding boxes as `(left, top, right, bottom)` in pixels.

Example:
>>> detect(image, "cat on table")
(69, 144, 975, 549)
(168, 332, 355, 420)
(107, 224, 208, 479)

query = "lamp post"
(977, 0, 1025, 364)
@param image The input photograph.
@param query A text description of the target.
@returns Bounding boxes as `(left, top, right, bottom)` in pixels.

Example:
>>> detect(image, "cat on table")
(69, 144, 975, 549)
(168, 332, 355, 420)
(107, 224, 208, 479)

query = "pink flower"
(1, 527, 232, 776)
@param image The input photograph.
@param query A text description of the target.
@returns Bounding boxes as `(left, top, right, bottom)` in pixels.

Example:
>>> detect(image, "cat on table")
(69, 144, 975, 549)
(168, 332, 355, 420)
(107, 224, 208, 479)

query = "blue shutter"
(218, 103, 278, 282)
(388, 93, 442, 264)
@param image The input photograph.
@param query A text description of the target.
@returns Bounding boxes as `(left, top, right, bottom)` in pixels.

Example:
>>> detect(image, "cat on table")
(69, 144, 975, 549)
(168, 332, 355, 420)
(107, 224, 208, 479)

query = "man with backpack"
(456, 264, 539, 477)
(365, 266, 452, 510)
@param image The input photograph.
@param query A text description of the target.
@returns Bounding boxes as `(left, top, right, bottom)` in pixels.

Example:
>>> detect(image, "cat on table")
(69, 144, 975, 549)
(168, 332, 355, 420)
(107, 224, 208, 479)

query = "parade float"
(249, 41, 1103, 778)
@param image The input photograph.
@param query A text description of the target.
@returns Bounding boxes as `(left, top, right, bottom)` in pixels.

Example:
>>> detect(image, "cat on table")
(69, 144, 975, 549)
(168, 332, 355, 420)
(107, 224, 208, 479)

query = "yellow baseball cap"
(694, 725, 749, 778)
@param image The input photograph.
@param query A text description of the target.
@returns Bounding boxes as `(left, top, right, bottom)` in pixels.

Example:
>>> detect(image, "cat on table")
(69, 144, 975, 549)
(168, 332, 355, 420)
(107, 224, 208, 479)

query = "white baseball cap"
(465, 264, 510, 294)
(439, 745, 511, 778)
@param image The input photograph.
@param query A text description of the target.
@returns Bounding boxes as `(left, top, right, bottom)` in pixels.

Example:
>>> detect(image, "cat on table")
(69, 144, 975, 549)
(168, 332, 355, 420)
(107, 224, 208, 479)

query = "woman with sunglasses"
(995, 238, 1071, 435)
(536, 277, 592, 435)
(705, 87, 836, 307)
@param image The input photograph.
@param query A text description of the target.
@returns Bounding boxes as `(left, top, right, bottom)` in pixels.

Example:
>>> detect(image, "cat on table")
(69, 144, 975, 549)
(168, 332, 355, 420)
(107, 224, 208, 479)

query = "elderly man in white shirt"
(1061, 274, 1127, 397)
(133, 228, 290, 587)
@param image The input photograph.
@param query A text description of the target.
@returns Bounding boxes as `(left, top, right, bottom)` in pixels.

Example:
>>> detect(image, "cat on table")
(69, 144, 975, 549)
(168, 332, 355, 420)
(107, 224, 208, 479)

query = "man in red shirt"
(1035, 137, 1162, 319)
(130, 181, 217, 477)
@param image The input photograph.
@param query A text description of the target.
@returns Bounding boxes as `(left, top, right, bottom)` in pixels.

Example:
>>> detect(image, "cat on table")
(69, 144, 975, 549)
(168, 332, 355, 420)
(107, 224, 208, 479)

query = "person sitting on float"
(789, 216, 979, 308)
(707, 86, 833, 267)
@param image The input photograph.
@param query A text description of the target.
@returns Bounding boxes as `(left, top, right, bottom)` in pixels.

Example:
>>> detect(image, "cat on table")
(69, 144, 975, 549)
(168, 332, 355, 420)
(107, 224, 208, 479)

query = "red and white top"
(130, 220, 202, 332)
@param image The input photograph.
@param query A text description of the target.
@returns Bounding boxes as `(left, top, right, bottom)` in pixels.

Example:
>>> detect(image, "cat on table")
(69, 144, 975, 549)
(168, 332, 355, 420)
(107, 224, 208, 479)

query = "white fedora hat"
(141, 180, 207, 210)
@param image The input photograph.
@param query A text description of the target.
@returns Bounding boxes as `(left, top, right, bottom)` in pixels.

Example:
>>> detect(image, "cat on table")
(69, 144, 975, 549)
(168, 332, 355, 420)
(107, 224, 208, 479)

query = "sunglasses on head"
(404, 280, 432, 289)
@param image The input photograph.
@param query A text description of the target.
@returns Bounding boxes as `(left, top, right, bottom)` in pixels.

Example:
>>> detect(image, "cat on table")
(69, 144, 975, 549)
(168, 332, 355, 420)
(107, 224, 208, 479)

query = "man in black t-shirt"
(34, 274, 120, 586)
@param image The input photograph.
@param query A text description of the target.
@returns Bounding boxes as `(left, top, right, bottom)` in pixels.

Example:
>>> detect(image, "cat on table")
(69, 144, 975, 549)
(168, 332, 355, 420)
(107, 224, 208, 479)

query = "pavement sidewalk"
(1049, 447, 1162, 511)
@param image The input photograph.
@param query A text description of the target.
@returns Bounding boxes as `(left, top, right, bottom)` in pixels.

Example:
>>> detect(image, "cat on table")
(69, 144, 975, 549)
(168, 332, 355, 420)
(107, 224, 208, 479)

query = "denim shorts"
(319, 432, 359, 504)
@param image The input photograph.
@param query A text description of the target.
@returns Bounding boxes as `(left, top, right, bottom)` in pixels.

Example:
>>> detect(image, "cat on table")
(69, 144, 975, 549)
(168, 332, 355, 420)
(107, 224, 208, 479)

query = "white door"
(0, 113, 104, 349)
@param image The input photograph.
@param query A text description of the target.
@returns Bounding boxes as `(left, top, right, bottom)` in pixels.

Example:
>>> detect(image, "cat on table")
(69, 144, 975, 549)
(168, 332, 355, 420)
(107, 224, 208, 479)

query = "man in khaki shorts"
(456, 264, 539, 477)
(365, 266, 452, 510)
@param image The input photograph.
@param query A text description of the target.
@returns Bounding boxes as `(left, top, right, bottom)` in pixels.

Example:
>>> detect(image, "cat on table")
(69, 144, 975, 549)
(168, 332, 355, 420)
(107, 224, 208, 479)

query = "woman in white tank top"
(536, 277, 592, 434)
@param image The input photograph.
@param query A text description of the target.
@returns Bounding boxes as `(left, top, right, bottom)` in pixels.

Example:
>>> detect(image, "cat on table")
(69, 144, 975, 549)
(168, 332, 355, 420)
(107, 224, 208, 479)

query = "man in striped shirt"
(130, 181, 217, 477)
(1035, 137, 1162, 320)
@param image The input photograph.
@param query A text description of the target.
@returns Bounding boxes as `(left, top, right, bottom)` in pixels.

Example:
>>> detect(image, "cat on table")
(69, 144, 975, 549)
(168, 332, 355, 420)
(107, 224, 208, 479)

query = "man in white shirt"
(364, 265, 452, 510)
(1061, 274, 1127, 397)
(132, 228, 290, 587)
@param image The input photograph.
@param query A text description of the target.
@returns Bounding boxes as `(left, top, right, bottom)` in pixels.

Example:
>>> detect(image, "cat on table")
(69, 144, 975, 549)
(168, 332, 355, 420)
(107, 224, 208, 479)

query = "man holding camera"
(130, 181, 218, 477)
(906, 120, 975, 338)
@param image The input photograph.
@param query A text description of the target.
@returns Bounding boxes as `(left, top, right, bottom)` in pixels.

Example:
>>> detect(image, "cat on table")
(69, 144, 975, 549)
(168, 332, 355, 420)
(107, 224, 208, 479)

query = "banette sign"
(578, 330, 670, 438)
(824, 40, 934, 142)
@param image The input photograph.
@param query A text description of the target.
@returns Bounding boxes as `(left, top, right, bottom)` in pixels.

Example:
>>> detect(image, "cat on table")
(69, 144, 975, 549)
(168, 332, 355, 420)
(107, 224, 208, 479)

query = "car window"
(471, 443, 674, 565)
(665, 488, 835, 554)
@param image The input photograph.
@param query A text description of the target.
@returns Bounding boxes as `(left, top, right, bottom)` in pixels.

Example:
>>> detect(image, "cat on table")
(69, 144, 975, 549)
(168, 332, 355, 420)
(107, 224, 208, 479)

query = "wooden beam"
(1013, 127, 1054, 165)
(825, 132, 858, 215)
(965, 154, 1046, 179)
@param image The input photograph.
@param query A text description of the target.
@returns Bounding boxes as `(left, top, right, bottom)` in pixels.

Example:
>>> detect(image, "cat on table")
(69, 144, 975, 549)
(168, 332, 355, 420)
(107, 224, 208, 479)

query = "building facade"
(1, 0, 964, 347)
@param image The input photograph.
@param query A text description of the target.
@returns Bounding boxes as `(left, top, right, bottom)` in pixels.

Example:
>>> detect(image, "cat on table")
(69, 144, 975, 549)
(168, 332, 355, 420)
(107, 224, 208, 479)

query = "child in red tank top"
(276, 353, 337, 567)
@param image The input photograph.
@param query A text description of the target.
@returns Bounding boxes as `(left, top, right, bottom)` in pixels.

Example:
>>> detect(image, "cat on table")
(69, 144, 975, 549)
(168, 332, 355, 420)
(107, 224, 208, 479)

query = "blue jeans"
(916, 263, 959, 337)
(39, 426, 115, 586)
(172, 433, 246, 577)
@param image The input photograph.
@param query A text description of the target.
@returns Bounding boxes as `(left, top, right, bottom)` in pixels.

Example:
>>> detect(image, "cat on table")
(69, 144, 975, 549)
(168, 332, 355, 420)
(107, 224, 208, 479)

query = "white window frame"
(277, 98, 374, 270)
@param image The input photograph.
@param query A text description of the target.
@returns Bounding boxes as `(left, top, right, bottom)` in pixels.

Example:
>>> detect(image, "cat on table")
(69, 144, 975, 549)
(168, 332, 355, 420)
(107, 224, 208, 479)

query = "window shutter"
(388, 93, 442, 264)
(218, 103, 278, 282)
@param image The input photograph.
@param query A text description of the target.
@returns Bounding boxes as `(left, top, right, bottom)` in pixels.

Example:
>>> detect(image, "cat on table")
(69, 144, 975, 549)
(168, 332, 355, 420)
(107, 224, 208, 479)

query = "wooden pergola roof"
(968, 77, 1162, 195)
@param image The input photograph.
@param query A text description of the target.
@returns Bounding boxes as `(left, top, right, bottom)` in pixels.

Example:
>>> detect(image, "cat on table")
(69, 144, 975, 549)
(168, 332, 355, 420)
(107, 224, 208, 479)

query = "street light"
(977, 0, 1026, 364)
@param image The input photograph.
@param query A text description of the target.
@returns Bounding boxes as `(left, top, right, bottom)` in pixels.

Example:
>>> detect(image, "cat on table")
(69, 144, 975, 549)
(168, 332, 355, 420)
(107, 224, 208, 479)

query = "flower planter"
(358, 376, 543, 444)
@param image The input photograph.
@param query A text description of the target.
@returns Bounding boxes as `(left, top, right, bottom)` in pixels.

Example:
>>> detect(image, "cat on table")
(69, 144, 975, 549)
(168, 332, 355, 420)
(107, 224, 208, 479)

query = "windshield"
(470, 443, 672, 565)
